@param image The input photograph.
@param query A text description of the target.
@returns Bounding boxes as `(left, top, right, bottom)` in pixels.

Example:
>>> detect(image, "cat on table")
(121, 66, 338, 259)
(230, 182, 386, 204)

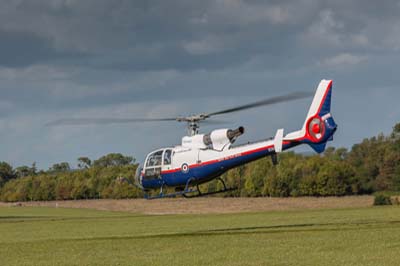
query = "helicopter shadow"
(65, 219, 400, 243)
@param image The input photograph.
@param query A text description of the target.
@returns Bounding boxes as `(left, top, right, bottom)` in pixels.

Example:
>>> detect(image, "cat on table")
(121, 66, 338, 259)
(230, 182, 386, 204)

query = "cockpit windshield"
(145, 150, 163, 167)
(163, 149, 172, 165)
(143, 149, 173, 180)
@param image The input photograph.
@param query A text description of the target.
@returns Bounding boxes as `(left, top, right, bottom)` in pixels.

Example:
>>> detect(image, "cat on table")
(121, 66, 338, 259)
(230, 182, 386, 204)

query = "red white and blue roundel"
(181, 163, 189, 173)
(307, 116, 325, 142)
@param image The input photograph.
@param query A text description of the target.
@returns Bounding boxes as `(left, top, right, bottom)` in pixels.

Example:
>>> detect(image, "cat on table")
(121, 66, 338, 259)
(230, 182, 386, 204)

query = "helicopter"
(50, 79, 337, 199)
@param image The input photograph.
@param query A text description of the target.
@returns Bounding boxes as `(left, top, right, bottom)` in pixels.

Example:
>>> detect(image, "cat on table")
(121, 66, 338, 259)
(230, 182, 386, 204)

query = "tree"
(15, 166, 31, 178)
(264, 153, 303, 197)
(77, 157, 91, 169)
(324, 147, 348, 161)
(0, 161, 14, 186)
(93, 153, 135, 167)
(392, 123, 400, 137)
(15, 163, 37, 178)
(323, 147, 336, 158)
(49, 162, 71, 172)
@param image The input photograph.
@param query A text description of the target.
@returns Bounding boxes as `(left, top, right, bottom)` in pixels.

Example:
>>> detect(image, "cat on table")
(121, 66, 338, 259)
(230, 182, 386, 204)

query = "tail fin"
(285, 79, 337, 153)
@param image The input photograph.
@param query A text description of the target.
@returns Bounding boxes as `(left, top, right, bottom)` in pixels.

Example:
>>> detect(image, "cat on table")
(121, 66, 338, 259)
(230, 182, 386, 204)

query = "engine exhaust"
(227, 126, 245, 141)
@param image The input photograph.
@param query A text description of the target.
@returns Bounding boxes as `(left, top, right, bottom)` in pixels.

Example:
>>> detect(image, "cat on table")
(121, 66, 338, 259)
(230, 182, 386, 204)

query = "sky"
(1, 0, 400, 169)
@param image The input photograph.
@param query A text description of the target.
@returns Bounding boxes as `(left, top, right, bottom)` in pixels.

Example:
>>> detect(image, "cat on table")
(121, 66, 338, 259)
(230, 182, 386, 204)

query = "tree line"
(1, 123, 400, 202)
(0, 153, 142, 201)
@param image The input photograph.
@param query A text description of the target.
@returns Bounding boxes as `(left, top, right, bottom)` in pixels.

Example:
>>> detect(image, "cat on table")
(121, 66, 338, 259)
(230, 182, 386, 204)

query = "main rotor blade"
(47, 91, 312, 127)
(206, 91, 313, 117)
(46, 117, 177, 126)
(200, 119, 231, 125)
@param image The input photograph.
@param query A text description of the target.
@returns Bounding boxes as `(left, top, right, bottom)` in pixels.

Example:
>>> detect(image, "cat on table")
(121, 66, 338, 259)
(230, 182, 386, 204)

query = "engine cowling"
(181, 126, 244, 150)
(203, 126, 244, 150)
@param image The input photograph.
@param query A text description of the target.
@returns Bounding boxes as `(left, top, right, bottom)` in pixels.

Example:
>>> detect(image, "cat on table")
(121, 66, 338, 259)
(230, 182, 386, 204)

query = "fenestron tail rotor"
(47, 91, 312, 135)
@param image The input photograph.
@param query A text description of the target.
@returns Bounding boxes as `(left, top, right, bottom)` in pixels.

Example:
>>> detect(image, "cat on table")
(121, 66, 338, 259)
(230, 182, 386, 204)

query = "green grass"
(1, 206, 400, 266)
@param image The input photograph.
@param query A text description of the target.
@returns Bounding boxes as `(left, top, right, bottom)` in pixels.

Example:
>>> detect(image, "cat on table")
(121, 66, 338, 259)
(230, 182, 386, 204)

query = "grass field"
(1, 205, 399, 266)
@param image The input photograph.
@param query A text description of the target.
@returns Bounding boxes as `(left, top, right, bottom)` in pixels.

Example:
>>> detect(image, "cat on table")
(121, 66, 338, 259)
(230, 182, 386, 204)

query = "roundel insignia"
(308, 117, 325, 142)
(181, 163, 189, 173)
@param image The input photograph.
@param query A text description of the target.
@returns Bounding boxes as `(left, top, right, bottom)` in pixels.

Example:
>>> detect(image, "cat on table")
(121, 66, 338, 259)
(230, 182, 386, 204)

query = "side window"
(163, 149, 172, 165)
(146, 150, 163, 167)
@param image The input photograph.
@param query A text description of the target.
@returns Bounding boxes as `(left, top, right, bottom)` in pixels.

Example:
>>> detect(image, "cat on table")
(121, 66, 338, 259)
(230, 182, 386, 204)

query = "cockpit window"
(146, 150, 163, 167)
(163, 149, 172, 165)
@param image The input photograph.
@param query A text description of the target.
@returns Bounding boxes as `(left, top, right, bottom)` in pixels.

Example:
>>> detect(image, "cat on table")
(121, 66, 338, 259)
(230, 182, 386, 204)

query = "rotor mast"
(176, 114, 209, 136)
(188, 121, 199, 136)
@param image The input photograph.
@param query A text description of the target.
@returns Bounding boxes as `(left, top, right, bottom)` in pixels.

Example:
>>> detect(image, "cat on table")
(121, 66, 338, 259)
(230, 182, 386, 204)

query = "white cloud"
(183, 36, 224, 55)
(301, 9, 344, 47)
(318, 53, 368, 68)
(212, 0, 290, 25)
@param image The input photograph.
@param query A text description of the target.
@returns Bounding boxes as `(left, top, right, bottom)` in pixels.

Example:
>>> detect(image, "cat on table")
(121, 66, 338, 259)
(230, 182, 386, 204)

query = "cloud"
(183, 37, 223, 55)
(1, 0, 397, 72)
(1, 0, 400, 168)
(0, 29, 84, 68)
(318, 53, 368, 68)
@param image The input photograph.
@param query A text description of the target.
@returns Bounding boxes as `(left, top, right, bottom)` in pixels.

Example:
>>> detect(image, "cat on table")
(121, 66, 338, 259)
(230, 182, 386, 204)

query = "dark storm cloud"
(0, 30, 54, 67)
(0, 29, 87, 68)
(0, 0, 315, 70)
(0, 0, 399, 110)
(1, 0, 399, 72)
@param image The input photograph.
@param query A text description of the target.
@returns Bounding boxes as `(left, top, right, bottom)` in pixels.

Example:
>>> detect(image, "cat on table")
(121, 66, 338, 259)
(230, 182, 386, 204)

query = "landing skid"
(183, 177, 237, 198)
(144, 188, 196, 199)
(144, 177, 237, 199)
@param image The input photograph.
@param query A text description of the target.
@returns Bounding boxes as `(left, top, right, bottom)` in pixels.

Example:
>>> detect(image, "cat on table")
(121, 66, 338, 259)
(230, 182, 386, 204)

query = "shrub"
(392, 196, 400, 205)
(373, 194, 392, 206)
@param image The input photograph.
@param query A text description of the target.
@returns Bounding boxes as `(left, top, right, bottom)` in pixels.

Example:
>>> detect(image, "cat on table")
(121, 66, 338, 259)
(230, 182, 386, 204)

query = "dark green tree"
(77, 157, 92, 169)
(0, 162, 15, 186)
(15, 163, 37, 178)
(93, 153, 135, 167)
(49, 162, 71, 172)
